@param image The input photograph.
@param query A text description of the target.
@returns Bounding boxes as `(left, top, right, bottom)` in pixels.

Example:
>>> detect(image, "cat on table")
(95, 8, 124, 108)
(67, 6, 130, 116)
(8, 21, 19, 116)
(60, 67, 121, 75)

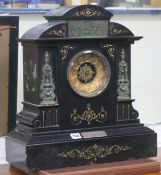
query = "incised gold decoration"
(110, 25, 128, 36)
(57, 144, 131, 161)
(101, 44, 115, 59)
(61, 45, 73, 62)
(74, 8, 103, 17)
(47, 25, 66, 37)
(71, 103, 107, 125)
(67, 51, 111, 97)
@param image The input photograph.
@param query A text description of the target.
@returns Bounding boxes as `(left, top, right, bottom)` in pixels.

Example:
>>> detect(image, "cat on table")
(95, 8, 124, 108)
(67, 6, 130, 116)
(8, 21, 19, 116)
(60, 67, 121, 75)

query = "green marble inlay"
(69, 20, 108, 38)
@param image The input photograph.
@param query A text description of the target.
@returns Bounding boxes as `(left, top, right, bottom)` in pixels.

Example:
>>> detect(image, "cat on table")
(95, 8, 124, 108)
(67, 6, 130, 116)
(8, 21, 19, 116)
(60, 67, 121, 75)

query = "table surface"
(0, 163, 160, 175)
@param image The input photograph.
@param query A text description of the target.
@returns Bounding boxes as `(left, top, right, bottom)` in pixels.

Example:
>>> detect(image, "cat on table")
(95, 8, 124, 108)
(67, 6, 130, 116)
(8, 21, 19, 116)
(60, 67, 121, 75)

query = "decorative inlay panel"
(46, 25, 67, 37)
(69, 20, 108, 38)
(61, 45, 73, 62)
(70, 103, 107, 125)
(73, 8, 104, 17)
(110, 24, 129, 36)
(57, 144, 131, 161)
(101, 44, 115, 59)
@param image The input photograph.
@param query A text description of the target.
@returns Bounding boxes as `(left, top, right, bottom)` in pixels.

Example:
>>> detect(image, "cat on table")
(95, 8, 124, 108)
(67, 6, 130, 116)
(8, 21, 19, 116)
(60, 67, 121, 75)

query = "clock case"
(6, 5, 157, 172)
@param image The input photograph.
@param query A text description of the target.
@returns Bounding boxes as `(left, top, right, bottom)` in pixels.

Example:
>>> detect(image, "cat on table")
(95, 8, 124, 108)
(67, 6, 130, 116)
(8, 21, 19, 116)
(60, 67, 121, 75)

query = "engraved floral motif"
(47, 25, 66, 37)
(57, 144, 131, 161)
(77, 63, 95, 83)
(110, 24, 128, 36)
(71, 103, 107, 125)
(101, 44, 115, 59)
(74, 8, 103, 17)
(61, 45, 73, 62)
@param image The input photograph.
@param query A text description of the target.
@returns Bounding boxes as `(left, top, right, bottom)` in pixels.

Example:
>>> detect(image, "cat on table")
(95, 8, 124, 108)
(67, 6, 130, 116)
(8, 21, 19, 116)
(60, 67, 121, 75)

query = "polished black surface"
(6, 4, 157, 172)
(6, 125, 157, 172)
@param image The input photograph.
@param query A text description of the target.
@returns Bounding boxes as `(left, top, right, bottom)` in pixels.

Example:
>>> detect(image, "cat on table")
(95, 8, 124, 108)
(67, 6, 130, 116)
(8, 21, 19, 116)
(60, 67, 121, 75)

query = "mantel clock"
(6, 5, 157, 172)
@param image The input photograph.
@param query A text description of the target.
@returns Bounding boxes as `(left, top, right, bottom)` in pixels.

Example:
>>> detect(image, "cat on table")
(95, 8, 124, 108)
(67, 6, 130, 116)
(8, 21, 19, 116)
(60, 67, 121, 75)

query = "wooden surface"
(39, 159, 160, 175)
(1, 148, 160, 175)
(0, 29, 9, 136)
(0, 160, 160, 175)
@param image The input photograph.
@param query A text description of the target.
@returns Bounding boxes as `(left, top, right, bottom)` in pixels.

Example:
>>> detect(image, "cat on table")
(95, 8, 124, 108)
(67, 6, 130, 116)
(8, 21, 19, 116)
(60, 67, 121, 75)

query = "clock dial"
(67, 50, 111, 97)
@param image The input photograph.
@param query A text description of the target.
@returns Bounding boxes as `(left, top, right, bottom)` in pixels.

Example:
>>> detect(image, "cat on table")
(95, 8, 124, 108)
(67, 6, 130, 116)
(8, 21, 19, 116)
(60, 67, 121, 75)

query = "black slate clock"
(6, 5, 157, 172)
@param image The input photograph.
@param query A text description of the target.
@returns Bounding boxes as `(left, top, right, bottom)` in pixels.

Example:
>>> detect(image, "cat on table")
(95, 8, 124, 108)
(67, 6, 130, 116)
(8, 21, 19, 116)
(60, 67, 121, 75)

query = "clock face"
(67, 50, 111, 97)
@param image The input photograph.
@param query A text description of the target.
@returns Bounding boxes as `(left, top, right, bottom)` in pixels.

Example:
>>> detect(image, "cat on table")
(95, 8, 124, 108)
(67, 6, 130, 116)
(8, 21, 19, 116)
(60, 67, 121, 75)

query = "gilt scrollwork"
(117, 49, 130, 100)
(57, 144, 131, 161)
(101, 44, 115, 59)
(71, 103, 107, 125)
(74, 8, 103, 17)
(61, 45, 73, 63)
(110, 24, 128, 36)
(47, 25, 67, 37)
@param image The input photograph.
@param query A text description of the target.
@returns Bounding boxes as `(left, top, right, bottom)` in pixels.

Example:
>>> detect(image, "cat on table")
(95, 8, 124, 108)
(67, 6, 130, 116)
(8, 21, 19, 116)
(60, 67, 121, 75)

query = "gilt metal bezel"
(67, 50, 111, 98)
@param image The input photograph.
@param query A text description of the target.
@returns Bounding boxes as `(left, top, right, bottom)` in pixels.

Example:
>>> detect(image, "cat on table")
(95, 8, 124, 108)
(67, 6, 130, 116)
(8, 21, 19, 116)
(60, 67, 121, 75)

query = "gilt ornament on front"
(101, 44, 115, 60)
(77, 63, 96, 83)
(71, 103, 107, 125)
(110, 24, 128, 36)
(47, 25, 67, 37)
(74, 8, 103, 17)
(61, 45, 73, 62)
(57, 144, 131, 161)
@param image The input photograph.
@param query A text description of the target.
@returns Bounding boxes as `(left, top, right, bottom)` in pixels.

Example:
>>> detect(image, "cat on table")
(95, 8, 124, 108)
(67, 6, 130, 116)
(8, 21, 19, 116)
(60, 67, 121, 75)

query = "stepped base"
(5, 125, 157, 173)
